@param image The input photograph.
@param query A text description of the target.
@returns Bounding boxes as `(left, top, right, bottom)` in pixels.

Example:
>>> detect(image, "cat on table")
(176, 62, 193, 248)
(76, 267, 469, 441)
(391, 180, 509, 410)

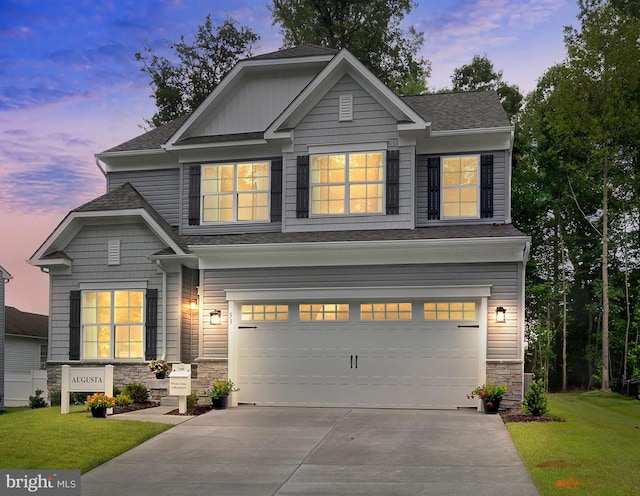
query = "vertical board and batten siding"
(108, 169, 180, 226)
(179, 161, 283, 236)
(201, 262, 520, 359)
(415, 152, 507, 226)
(285, 75, 412, 232)
(48, 223, 177, 362)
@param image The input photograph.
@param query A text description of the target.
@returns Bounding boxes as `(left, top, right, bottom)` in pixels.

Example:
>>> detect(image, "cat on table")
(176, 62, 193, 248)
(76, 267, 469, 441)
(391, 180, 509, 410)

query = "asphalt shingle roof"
(248, 44, 339, 60)
(6, 306, 48, 338)
(102, 114, 189, 153)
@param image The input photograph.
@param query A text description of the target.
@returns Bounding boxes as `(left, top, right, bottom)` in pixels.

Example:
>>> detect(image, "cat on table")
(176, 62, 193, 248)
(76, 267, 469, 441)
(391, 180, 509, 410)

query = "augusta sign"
(61, 365, 114, 414)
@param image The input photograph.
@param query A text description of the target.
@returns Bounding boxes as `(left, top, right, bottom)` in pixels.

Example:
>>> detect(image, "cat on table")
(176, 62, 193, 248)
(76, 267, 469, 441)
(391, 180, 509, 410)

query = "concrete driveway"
(82, 406, 539, 496)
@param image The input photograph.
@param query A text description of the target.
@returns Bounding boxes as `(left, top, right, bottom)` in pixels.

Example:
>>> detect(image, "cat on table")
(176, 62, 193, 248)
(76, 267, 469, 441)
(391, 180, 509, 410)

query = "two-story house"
(0, 265, 12, 411)
(30, 45, 530, 410)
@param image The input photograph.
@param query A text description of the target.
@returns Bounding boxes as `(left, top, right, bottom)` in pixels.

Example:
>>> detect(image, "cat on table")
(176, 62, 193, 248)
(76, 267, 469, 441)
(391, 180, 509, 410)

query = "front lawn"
(0, 405, 171, 473)
(507, 391, 640, 495)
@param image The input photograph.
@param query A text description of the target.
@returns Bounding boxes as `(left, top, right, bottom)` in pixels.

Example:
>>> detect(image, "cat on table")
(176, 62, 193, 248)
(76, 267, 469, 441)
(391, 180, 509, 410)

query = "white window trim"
(201, 162, 271, 224)
(80, 281, 148, 290)
(310, 150, 385, 217)
(441, 154, 481, 220)
(308, 142, 387, 155)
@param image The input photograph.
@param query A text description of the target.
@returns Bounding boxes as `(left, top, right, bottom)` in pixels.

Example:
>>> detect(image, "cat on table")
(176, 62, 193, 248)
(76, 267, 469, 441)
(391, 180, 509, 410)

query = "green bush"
(523, 378, 549, 416)
(70, 392, 87, 405)
(29, 390, 48, 409)
(187, 393, 198, 409)
(115, 393, 133, 406)
(113, 386, 122, 397)
(48, 389, 61, 406)
(122, 383, 149, 403)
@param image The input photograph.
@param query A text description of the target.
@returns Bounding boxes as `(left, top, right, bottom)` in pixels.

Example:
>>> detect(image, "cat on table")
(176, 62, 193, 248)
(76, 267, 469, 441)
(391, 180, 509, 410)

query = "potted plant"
(85, 393, 116, 418)
(208, 379, 239, 410)
(148, 359, 170, 379)
(467, 383, 507, 414)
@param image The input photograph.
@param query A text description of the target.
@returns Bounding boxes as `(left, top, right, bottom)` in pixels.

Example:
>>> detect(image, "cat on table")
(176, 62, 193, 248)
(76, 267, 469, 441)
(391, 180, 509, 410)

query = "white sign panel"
(67, 368, 106, 392)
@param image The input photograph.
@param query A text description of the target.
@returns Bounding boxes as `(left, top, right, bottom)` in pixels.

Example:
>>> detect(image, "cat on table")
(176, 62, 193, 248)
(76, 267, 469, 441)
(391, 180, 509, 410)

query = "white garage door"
(236, 301, 481, 409)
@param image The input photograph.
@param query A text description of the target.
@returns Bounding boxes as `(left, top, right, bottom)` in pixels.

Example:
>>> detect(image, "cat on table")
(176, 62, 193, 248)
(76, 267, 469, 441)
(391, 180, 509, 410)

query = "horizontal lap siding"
(415, 151, 507, 226)
(108, 169, 180, 226)
(5, 337, 43, 373)
(285, 75, 412, 232)
(48, 223, 170, 361)
(202, 262, 520, 360)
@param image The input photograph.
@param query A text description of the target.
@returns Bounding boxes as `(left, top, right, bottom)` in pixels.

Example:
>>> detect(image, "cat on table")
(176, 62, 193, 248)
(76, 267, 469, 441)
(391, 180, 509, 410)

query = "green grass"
(0, 405, 171, 473)
(507, 391, 640, 495)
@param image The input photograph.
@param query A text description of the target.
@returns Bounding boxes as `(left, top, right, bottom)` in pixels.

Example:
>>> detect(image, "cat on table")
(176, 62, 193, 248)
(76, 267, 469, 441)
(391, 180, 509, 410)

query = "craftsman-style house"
(30, 46, 529, 410)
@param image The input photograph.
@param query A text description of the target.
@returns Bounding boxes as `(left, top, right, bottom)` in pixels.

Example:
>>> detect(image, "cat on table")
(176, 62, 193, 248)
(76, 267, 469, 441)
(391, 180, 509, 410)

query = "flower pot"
(482, 398, 501, 414)
(155, 372, 166, 379)
(211, 396, 228, 410)
(91, 406, 107, 418)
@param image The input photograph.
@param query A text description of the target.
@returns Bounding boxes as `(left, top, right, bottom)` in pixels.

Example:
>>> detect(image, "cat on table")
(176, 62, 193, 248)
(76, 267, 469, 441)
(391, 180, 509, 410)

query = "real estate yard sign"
(60, 365, 114, 414)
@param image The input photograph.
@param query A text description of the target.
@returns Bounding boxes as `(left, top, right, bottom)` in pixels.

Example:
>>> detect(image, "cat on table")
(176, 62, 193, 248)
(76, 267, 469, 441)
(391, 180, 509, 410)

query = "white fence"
(4, 370, 48, 407)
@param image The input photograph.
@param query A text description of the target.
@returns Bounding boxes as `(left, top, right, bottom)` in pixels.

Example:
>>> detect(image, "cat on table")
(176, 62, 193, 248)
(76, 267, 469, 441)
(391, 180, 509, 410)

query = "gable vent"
(107, 240, 120, 266)
(339, 94, 353, 121)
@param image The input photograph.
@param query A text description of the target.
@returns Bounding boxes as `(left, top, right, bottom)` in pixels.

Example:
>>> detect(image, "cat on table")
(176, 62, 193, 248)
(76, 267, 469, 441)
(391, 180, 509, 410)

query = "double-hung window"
(202, 162, 270, 222)
(311, 151, 384, 215)
(81, 290, 144, 359)
(442, 155, 479, 218)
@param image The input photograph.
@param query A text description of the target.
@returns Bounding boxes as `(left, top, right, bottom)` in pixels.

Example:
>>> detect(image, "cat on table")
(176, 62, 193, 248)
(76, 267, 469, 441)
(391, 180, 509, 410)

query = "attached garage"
(228, 287, 490, 409)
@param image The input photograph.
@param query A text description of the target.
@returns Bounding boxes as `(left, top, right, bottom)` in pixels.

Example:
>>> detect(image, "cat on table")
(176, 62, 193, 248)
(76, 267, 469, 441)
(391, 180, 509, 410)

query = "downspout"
(155, 261, 168, 360)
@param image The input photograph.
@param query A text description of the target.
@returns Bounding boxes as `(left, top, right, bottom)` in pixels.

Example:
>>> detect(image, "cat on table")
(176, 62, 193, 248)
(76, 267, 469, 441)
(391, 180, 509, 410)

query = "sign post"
(61, 365, 114, 414)
(169, 364, 191, 414)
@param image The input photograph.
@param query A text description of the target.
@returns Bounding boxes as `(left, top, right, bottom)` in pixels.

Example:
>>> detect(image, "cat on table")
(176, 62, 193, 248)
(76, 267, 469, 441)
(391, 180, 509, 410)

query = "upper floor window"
(81, 290, 145, 359)
(202, 162, 270, 222)
(311, 152, 384, 215)
(442, 155, 479, 218)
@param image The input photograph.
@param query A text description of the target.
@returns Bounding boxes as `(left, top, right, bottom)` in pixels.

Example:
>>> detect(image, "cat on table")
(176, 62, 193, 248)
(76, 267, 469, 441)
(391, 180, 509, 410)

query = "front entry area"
(234, 298, 485, 409)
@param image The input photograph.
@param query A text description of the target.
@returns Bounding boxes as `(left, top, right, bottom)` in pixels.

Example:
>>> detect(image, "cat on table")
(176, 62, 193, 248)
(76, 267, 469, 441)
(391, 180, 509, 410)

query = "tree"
(135, 16, 259, 128)
(269, 0, 430, 95)
(451, 54, 523, 120)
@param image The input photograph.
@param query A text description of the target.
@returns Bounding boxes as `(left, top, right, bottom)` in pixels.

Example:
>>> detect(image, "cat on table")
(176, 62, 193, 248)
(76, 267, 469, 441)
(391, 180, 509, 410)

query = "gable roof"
(103, 114, 189, 154)
(29, 183, 189, 267)
(248, 44, 339, 60)
(0, 265, 11, 282)
(5, 306, 48, 339)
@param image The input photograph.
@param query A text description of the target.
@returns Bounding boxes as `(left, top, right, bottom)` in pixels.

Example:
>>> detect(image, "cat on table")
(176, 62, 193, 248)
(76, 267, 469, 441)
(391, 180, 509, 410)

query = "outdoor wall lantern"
(210, 310, 222, 325)
(189, 300, 198, 311)
(495, 306, 507, 323)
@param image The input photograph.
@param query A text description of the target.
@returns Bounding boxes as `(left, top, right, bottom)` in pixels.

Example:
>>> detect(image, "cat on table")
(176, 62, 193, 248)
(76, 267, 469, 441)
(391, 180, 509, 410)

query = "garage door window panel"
(360, 303, 412, 320)
(423, 302, 477, 320)
(241, 304, 289, 321)
(299, 303, 349, 321)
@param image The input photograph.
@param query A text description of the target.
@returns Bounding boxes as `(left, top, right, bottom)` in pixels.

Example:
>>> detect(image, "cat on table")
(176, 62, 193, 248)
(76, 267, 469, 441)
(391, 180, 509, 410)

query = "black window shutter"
(296, 155, 310, 218)
(145, 289, 158, 360)
(427, 157, 440, 220)
(386, 149, 400, 215)
(270, 158, 283, 222)
(188, 165, 201, 225)
(480, 154, 494, 218)
(69, 290, 81, 360)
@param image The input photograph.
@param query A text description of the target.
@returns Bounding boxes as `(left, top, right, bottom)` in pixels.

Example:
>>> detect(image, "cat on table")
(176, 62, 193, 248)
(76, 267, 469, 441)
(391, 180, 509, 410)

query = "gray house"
(30, 46, 530, 410)
(0, 265, 12, 411)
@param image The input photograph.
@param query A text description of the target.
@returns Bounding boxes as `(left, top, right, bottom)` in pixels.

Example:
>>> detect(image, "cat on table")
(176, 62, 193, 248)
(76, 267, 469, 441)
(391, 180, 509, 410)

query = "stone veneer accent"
(486, 360, 524, 412)
(194, 358, 228, 394)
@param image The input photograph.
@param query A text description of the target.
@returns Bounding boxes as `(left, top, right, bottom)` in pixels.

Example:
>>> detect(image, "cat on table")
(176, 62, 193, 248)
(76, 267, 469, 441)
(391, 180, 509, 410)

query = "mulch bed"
(112, 402, 160, 414)
(500, 412, 564, 423)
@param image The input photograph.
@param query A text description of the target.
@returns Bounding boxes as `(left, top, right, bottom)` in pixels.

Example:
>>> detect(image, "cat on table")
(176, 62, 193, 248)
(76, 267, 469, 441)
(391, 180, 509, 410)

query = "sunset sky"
(1, 0, 580, 315)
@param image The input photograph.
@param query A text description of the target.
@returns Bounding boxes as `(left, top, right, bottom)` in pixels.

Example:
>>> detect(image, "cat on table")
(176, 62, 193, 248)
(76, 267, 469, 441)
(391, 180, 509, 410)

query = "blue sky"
(0, 0, 579, 314)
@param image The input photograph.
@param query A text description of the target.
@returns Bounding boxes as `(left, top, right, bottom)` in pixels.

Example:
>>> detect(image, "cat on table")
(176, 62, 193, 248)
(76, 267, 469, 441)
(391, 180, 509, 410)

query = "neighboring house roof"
(5, 306, 48, 339)
(0, 265, 11, 282)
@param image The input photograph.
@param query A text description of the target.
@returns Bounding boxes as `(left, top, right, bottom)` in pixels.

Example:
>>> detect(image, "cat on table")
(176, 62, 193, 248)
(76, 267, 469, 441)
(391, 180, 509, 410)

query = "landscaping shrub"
(523, 378, 549, 416)
(29, 389, 48, 409)
(187, 393, 198, 409)
(49, 389, 61, 406)
(70, 392, 88, 405)
(115, 393, 133, 406)
(122, 383, 149, 403)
